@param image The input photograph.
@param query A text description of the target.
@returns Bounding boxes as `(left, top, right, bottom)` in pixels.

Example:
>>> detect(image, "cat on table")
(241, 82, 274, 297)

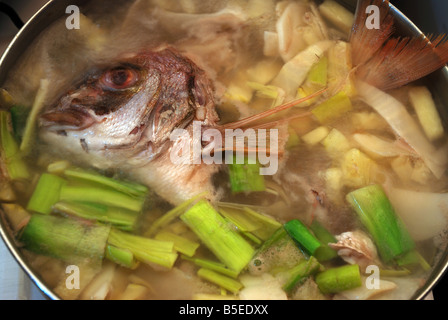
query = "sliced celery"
(315, 264, 362, 294)
(346, 184, 415, 263)
(0, 110, 30, 181)
(59, 185, 145, 212)
(197, 268, 243, 294)
(107, 229, 178, 269)
(27, 173, 67, 214)
(311, 91, 352, 124)
(282, 256, 321, 292)
(63, 167, 148, 197)
(20, 214, 110, 266)
(181, 200, 255, 274)
(53, 201, 140, 231)
(284, 219, 322, 256)
(155, 231, 200, 257)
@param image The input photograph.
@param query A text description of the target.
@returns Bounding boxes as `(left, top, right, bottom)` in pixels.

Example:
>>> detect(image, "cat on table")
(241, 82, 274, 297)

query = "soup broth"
(1, 0, 448, 300)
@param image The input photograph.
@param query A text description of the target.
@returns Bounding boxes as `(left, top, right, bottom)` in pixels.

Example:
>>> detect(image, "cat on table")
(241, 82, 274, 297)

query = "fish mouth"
(40, 107, 96, 131)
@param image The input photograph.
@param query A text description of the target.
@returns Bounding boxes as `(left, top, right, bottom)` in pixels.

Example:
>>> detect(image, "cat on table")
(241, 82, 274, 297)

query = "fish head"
(39, 48, 218, 168)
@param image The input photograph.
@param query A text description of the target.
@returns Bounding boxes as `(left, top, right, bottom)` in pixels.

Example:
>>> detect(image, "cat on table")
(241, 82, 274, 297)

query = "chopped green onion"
(105, 245, 139, 269)
(53, 201, 140, 231)
(63, 167, 148, 197)
(197, 268, 243, 294)
(20, 214, 110, 266)
(181, 200, 255, 274)
(315, 264, 362, 294)
(346, 184, 415, 263)
(282, 256, 321, 292)
(27, 173, 67, 214)
(155, 231, 200, 257)
(0, 110, 30, 181)
(284, 219, 322, 256)
(107, 228, 178, 269)
(59, 185, 145, 212)
(309, 220, 339, 261)
(227, 156, 265, 193)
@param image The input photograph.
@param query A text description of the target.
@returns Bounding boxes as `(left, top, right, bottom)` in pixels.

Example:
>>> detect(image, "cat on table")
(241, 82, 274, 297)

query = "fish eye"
(100, 67, 139, 90)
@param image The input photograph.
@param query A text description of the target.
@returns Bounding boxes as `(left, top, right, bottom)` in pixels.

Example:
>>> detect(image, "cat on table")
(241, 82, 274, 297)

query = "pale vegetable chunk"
(409, 86, 445, 141)
(318, 0, 355, 34)
(302, 126, 330, 146)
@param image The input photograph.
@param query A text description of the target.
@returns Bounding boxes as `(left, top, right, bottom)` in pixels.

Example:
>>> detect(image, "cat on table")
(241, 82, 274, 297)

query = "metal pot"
(0, 0, 447, 300)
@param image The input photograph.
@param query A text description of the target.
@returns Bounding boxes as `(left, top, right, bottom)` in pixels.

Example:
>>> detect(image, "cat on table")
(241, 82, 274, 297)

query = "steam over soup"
(1, 0, 448, 300)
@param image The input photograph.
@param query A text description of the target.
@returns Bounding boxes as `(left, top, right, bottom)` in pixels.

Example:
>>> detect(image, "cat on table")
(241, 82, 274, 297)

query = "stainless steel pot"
(0, 0, 447, 300)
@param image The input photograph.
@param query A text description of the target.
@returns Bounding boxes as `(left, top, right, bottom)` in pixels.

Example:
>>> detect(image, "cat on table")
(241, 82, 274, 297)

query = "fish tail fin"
(350, 0, 395, 66)
(351, 0, 448, 91)
(356, 34, 448, 91)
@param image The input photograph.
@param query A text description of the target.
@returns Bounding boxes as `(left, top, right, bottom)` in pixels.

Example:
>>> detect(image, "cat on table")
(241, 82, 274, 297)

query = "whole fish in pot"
(37, 0, 448, 208)
(40, 47, 224, 205)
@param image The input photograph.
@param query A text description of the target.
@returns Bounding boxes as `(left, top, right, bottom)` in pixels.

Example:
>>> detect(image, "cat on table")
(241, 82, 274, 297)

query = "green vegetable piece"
(197, 268, 243, 294)
(20, 79, 49, 154)
(9, 105, 30, 141)
(228, 155, 265, 193)
(63, 167, 148, 197)
(396, 249, 431, 271)
(27, 173, 67, 214)
(307, 56, 328, 88)
(282, 256, 321, 292)
(59, 185, 145, 212)
(218, 204, 281, 241)
(107, 228, 178, 269)
(315, 264, 362, 294)
(311, 91, 352, 124)
(155, 231, 200, 257)
(284, 219, 322, 256)
(182, 255, 239, 279)
(346, 184, 415, 263)
(310, 220, 339, 261)
(20, 214, 110, 266)
(105, 245, 138, 269)
(53, 201, 140, 231)
(181, 200, 255, 274)
(145, 192, 207, 237)
(0, 110, 30, 180)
